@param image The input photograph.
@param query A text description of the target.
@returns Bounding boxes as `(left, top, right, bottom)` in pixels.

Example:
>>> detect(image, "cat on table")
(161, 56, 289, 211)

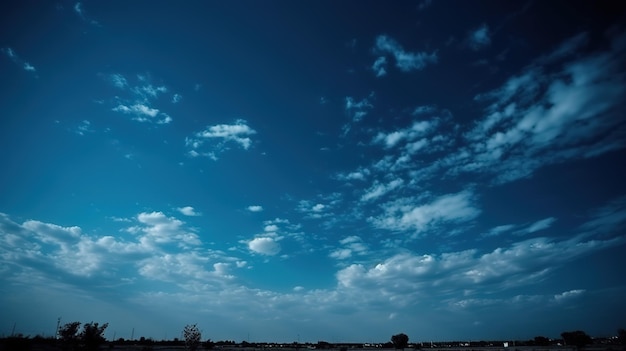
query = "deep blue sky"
(1, 0, 626, 343)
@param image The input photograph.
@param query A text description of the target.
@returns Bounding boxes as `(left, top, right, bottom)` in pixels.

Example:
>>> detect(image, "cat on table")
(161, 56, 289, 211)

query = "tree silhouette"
(561, 330, 592, 349)
(80, 322, 108, 351)
(183, 324, 202, 351)
(618, 329, 626, 345)
(391, 333, 409, 349)
(58, 322, 81, 351)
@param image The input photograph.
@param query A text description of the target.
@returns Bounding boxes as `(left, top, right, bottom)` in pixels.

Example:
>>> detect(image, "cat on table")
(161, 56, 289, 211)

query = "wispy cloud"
(467, 24, 491, 51)
(74, 2, 100, 26)
(1, 47, 37, 75)
(345, 93, 374, 122)
(75, 120, 94, 136)
(186, 119, 256, 160)
(372, 56, 388, 77)
(372, 190, 480, 235)
(373, 35, 437, 74)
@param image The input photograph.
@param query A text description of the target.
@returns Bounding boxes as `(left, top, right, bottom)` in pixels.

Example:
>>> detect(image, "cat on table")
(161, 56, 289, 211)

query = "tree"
(534, 336, 550, 346)
(80, 322, 108, 351)
(58, 322, 81, 351)
(391, 333, 409, 349)
(183, 324, 202, 351)
(561, 331, 592, 349)
(618, 329, 626, 345)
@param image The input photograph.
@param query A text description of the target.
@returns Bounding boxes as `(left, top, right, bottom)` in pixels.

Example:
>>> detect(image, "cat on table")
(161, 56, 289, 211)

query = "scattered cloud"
(73, 2, 100, 26)
(345, 93, 374, 122)
(105, 73, 176, 125)
(336, 234, 621, 297)
(75, 120, 93, 135)
(361, 178, 404, 202)
(186, 119, 256, 160)
(1, 47, 37, 75)
(371, 190, 480, 236)
(171, 93, 182, 103)
(372, 56, 388, 77)
(467, 24, 491, 51)
(247, 205, 264, 212)
(177, 206, 201, 217)
(373, 35, 437, 74)
(329, 236, 368, 260)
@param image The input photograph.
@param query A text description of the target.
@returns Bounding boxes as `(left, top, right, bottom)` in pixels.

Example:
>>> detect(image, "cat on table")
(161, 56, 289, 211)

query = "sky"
(1, 0, 626, 343)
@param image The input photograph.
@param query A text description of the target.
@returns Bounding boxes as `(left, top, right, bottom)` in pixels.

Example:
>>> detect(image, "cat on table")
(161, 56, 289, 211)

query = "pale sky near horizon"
(1, 0, 626, 343)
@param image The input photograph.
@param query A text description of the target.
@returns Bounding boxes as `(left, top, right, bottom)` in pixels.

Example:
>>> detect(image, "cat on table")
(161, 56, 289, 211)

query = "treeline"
(1, 325, 625, 351)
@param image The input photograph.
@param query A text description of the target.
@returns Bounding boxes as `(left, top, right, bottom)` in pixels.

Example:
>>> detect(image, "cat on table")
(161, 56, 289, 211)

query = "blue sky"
(1, 0, 626, 343)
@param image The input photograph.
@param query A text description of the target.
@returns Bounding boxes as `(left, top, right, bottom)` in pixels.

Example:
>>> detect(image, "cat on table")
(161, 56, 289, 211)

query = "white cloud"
(554, 289, 585, 303)
(248, 237, 281, 256)
(336, 235, 621, 295)
(330, 236, 369, 260)
(172, 93, 182, 103)
(197, 120, 256, 148)
(112, 103, 171, 124)
(445, 30, 626, 184)
(135, 211, 201, 247)
(373, 190, 480, 234)
(177, 206, 201, 217)
(468, 24, 491, 51)
(247, 205, 264, 212)
(110, 73, 127, 88)
(373, 120, 436, 149)
(186, 120, 256, 159)
(361, 178, 404, 202)
(374, 35, 437, 73)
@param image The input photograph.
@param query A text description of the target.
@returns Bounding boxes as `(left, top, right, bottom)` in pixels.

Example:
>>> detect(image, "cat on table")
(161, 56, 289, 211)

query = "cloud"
(483, 224, 515, 237)
(468, 24, 491, 51)
(336, 234, 621, 296)
(373, 35, 437, 74)
(248, 237, 281, 256)
(1, 47, 37, 75)
(372, 56, 388, 77)
(105, 73, 176, 124)
(373, 120, 436, 149)
(361, 178, 404, 202)
(330, 236, 368, 260)
(133, 211, 201, 248)
(247, 205, 264, 212)
(109, 73, 127, 88)
(458, 31, 626, 183)
(345, 93, 374, 122)
(186, 120, 256, 160)
(172, 93, 182, 103)
(522, 217, 557, 234)
(372, 190, 480, 235)
(75, 120, 93, 135)
(73, 2, 99, 26)
(554, 289, 585, 303)
(177, 206, 201, 217)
